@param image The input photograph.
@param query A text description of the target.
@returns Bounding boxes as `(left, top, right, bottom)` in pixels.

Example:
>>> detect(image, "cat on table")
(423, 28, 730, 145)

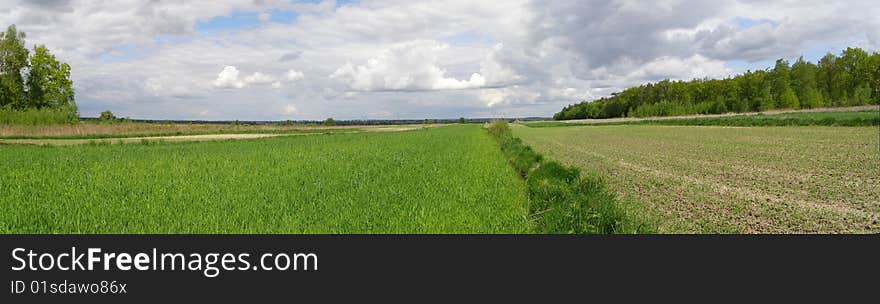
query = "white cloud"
(286, 69, 304, 81)
(258, 12, 271, 22)
(330, 40, 487, 91)
(243, 72, 275, 85)
(282, 104, 298, 115)
(479, 86, 541, 108)
(479, 89, 506, 107)
(213, 66, 245, 89)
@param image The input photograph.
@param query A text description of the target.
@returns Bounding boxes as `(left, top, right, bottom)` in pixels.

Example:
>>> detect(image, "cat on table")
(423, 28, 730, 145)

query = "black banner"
(1, 235, 877, 302)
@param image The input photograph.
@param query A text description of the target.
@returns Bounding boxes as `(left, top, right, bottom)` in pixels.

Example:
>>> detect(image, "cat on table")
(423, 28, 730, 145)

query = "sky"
(1, 0, 878, 120)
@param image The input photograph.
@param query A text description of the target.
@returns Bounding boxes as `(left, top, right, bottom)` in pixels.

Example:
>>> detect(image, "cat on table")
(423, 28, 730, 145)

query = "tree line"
(554, 47, 880, 120)
(0, 24, 77, 122)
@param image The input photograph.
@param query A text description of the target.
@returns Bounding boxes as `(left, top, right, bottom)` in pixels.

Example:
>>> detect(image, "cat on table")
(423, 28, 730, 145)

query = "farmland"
(0, 125, 530, 233)
(513, 123, 880, 233)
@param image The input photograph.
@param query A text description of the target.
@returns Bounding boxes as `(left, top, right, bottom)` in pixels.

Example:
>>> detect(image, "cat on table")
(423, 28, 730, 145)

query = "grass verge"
(486, 120, 653, 233)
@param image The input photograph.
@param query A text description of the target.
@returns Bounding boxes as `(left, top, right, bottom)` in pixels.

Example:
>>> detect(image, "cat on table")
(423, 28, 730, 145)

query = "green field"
(0, 125, 530, 233)
(513, 124, 880, 233)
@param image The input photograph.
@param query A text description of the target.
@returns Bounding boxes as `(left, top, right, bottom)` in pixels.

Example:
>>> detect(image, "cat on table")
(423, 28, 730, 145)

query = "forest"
(553, 47, 880, 120)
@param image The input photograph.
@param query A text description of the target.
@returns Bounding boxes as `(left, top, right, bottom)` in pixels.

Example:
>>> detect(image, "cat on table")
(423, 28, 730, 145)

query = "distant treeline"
(0, 24, 77, 124)
(554, 47, 880, 120)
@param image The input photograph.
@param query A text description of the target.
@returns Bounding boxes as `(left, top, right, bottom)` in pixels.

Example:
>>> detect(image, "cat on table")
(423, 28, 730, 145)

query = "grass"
(512, 124, 880, 233)
(0, 125, 530, 233)
(527, 110, 880, 128)
(487, 121, 652, 233)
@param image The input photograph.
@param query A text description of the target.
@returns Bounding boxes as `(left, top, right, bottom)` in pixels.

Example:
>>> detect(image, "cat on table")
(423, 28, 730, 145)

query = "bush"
(0, 106, 78, 125)
(99, 110, 116, 123)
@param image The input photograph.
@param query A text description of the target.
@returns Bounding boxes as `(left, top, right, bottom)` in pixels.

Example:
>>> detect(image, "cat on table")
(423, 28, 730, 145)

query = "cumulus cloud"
(478, 86, 542, 108)
(213, 66, 245, 89)
(286, 69, 304, 81)
(330, 40, 487, 91)
(243, 72, 276, 85)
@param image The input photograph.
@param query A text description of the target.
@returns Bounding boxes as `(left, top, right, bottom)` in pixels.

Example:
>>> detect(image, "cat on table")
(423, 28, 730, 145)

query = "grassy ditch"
(486, 120, 652, 233)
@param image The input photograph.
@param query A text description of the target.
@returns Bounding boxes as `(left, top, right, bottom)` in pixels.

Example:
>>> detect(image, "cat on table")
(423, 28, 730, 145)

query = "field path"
(0, 132, 308, 145)
(0, 125, 433, 146)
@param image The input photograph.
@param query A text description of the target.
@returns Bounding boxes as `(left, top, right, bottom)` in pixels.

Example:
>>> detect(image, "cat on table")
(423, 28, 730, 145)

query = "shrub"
(99, 110, 116, 123)
(0, 106, 78, 125)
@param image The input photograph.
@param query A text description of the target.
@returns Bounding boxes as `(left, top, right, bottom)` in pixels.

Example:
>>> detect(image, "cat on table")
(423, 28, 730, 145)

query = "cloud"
(478, 86, 541, 108)
(278, 51, 302, 62)
(479, 88, 506, 107)
(243, 72, 275, 85)
(282, 104, 297, 115)
(330, 40, 487, 91)
(213, 66, 245, 89)
(286, 69, 304, 81)
(258, 11, 271, 22)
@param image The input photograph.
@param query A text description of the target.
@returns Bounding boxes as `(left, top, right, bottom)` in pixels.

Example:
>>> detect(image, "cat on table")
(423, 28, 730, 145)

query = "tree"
(323, 118, 336, 126)
(27, 45, 75, 110)
(0, 25, 29, 108)
(872, 52, 880, 104)
(552, 47, 878, 120)
(791, 56, 823, 108)
(100, 110, 116, 122)
(836, 47, 877, 105)
(458, 117, 466, 124)
(770, 59, 799, 109)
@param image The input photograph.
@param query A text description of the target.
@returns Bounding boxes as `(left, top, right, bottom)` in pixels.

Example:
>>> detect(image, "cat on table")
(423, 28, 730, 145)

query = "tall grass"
(486, 120, 652, 233)
(0, 107, 78, 125)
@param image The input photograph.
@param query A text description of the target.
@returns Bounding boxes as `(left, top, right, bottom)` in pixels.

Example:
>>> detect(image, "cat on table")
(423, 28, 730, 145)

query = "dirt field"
(513, 124, 880, 233)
